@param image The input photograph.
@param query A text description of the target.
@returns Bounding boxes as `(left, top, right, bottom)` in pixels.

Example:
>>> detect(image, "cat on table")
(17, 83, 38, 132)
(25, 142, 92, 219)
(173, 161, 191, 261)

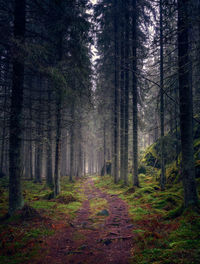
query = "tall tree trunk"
(78, 120, 83, 178)
(9, 0, 26, 215)
(83, 151, 86, 176)
(132, 0, 139, 187)
(35, 77, 43, 183)
(46, 87, 53, 187)
(70, 103, 75, 182)
(29, 79, 33, 180)
(103, 122, 106, 175)
(124, 0, 130, 185)
(54, 8, 63, 194)
(178, 0, 198, 207)
(174, 84, 179, 167)
(160, 0, 166, 190)
(0, 65, 7, 173)
(120, 2, 125, 182)
(113, 0, 119, 183)
(54, 93, 61, 195)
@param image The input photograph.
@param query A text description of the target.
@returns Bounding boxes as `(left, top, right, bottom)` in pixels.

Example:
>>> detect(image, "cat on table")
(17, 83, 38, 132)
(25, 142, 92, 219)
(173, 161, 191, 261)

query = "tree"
(113, 0, 119, 183)
(178, 0, 198, 207)
(124, 0, 130, 185)
(159, 0, 166, 190)
(132, 0, 139, 187)
(9, 0, 26, 215)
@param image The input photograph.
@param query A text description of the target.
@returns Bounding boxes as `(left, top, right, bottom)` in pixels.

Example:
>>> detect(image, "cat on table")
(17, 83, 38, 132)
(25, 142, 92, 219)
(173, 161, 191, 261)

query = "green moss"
(166, 161, 180, 183)
(22, 228, 54, 242)
(129, 207, 149, 220)
(137, 186, 155, 194)
(164, 205, 184, 219)
(142, 143, 160, 168)
(169, 240, 200, 249)
(55, 192, 77, 204)
(31, 200, 57, 210)
(152, 192, 182, 210)
(0, 176, 85, 264)
(90, 197, 108, 214)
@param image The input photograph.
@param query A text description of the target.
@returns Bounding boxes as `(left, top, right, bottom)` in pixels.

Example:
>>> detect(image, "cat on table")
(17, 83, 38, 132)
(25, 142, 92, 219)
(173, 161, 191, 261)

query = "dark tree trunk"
(178, 0, 198, 207)
(1, 68, 7, 173)
(174, 83, 179, 167)
(78, 120, 83, 178)
(9, 0, 26, 215)
(103, 122, 106, 175)
(124, 0, 130, 185)
(35, 77, 43, 183)
(54, 0, 63, 196)
(46, 87, 54, 187)
(70, 103, 75, 182)
(120, 2, 125, 181)
(132, 0, 139, 187)
(113, 0, 119, 183)
(54, 92, 61, 196)
(160, 0, 166, 190)
(29, 79, 33, 180)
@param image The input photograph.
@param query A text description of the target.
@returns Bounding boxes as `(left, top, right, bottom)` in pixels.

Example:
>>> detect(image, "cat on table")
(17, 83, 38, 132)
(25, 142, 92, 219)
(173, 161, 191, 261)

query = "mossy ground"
(0, 176, 85, 264)
(94, 171, 200, 264)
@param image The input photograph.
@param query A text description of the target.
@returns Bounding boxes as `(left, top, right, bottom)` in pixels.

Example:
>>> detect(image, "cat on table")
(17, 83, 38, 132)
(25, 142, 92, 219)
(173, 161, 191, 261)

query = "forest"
(0, 0, 200, 263)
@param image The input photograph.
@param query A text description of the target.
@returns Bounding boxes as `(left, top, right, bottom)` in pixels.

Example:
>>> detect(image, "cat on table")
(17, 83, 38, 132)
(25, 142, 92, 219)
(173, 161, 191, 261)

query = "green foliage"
(138, 164, 146, 174)
(143, 122, 200, 184)
(22, 228, 54, 243)
(129, 207, 149, 221)
(165, 161, 180, 184)
(142, 143, 160, 168)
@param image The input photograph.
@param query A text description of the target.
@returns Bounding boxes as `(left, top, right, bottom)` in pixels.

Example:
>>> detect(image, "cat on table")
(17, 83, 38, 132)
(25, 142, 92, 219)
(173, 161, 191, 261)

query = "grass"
(0, 176, 85, 264)
(94, 171, 200, 264)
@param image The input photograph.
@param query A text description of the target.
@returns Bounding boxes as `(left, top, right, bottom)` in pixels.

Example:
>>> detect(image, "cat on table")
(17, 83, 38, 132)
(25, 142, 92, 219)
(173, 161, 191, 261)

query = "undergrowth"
(94, 171, 200, 264)
(0, 176, 85, 264)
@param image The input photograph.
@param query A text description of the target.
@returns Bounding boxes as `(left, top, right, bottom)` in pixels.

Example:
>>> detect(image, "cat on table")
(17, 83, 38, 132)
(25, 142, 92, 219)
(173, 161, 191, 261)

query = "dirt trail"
(35, 177, 133, 264)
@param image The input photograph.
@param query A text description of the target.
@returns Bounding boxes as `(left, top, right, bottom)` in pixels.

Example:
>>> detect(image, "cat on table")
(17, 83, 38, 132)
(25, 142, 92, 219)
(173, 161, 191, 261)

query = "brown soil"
(34, 177, 133, 264)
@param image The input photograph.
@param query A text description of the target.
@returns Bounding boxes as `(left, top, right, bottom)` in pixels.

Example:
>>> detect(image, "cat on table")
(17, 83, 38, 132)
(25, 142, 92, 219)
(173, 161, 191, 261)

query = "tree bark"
(0, 62, 8, 173)
(70, 103, 75, 182)
(124, 0, 130, 185)
(78, 120, 83, 178)
(54, 93, 61, 195)
(46, 86, 54, 188)
(113, 0, 119, 183)
(29, 79, 33, 180)
(35, 77, 43, 183)
(9, 0, 26, 215)
(132, 0, 139, 187)
(54, 4, 63, 195)
(178, 0, 198, 207)
(120, 1, 125, 182)
(160, 0, 166, 190)
(103, 122, 106, 175)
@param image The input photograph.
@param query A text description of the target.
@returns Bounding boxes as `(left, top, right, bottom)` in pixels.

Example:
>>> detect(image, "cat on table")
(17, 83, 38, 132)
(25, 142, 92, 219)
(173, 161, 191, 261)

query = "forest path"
(35, 177, 134, 264)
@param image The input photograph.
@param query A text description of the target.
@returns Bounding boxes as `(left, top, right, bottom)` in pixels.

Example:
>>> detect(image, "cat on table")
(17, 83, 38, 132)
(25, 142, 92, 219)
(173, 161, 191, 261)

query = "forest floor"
(33, 177, 133, 264)
(0, 173, 200, 264)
